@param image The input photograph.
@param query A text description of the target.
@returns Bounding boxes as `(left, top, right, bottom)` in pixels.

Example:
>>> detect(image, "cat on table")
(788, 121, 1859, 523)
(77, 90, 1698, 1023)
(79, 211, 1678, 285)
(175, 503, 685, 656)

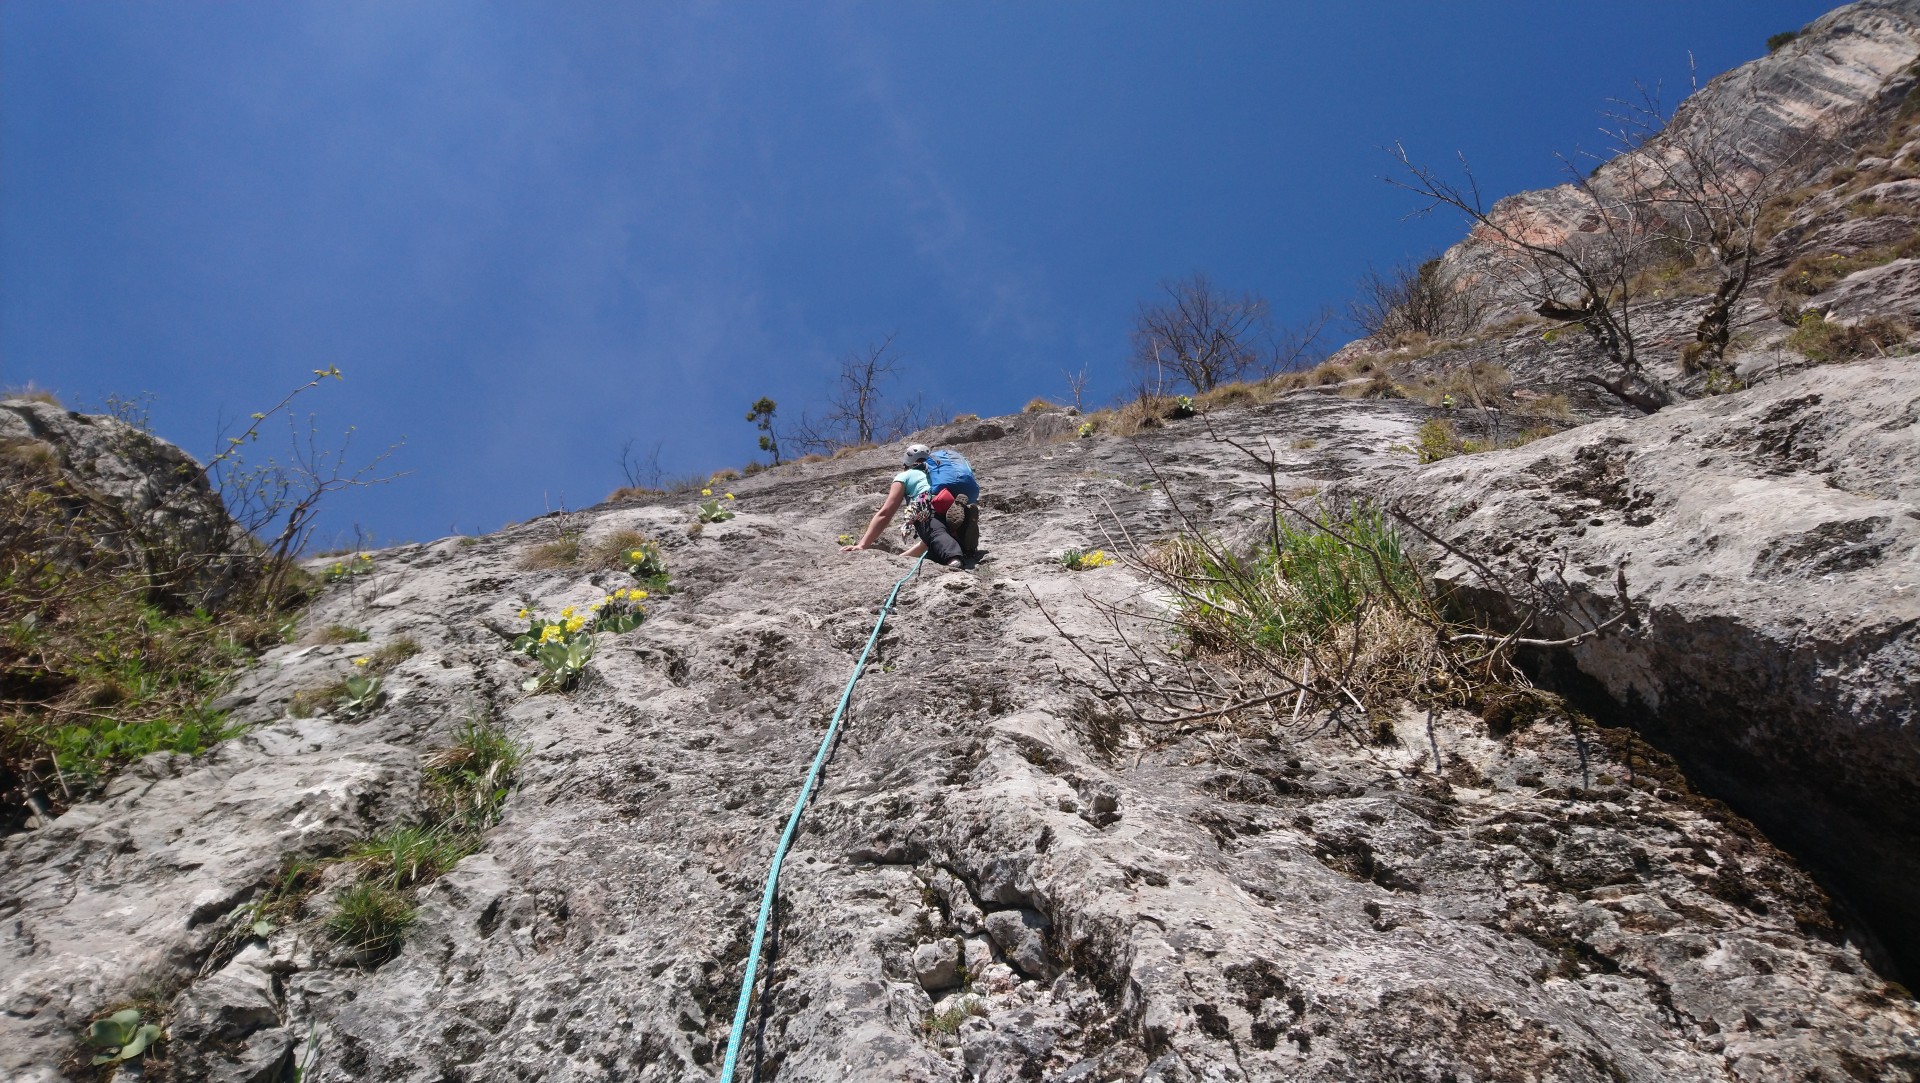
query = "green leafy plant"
(620, 540, 672, 592)
(1077, 421, 1096, 439)
(1167, 500, 1422, 659)
(696, 488, 737, 523)
(527, 634, 595, 693)
(592, 590, 648, 635)
(49, 701, 243, 783)
(84, 1008, 162, 1065)
(1397, 417, 1486, 463)
(1170, 394, 1196, 418)
(318, 624, 369, 644)
(336, 672, 383, 719)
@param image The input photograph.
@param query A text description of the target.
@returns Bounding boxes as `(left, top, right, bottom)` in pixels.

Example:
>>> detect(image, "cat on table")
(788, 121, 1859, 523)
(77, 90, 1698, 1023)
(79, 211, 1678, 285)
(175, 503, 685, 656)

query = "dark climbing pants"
(916, 505, 979, 565)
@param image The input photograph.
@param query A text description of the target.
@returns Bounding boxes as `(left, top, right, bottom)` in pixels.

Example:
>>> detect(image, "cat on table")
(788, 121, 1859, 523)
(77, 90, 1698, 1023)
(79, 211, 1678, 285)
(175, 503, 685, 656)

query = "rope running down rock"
(718, 553, 928, 1080)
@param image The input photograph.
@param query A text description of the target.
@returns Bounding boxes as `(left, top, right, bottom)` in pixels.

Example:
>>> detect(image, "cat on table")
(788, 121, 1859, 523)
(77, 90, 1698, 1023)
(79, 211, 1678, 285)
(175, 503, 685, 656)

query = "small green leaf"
(118, 1024, 161, 1060)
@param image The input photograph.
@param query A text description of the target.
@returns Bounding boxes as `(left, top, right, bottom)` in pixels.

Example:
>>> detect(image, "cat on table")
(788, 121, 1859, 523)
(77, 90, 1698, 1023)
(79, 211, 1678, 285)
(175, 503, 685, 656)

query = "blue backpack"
(923, 449, 980, 503)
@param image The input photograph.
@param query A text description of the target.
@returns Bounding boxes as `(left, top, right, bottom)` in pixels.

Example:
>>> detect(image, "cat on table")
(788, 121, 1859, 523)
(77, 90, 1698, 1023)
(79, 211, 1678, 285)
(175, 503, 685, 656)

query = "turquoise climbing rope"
(719, 553, 927, 1080)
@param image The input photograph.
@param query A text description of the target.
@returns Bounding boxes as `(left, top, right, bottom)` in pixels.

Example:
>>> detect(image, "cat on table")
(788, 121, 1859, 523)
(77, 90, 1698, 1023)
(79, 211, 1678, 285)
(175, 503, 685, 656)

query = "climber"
(840, 443, 979, 567)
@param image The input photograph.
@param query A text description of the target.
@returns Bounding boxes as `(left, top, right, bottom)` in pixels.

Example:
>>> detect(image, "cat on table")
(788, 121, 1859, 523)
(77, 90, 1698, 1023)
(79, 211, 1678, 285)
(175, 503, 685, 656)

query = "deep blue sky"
(3, 1, 1836, 545)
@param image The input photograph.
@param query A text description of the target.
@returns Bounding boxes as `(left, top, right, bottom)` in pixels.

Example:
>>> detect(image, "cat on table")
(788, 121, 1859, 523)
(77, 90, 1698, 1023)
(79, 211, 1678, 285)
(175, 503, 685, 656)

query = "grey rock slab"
(912, 938, 964, 992)
(6, 386, 1919, 1080)
(1388, 357, 1920, 974)
(1809, 256, 1920, 322)
(982, 909, 1054, 981)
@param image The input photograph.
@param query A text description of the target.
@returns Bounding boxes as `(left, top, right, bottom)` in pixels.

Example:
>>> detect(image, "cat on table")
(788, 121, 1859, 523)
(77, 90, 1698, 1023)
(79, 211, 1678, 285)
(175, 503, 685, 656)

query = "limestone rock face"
(0, 397, 241, 602)
(1388, 357, 1920, 973)
(3, 393, 1916, 1082)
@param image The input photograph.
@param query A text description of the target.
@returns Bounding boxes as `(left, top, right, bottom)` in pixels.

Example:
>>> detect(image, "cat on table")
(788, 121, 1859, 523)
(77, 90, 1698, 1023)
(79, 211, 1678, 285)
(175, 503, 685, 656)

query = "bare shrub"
(785, 335, 933, 455)
(1347, 257, 1489, 341)
(1132, 274, 1327, 395)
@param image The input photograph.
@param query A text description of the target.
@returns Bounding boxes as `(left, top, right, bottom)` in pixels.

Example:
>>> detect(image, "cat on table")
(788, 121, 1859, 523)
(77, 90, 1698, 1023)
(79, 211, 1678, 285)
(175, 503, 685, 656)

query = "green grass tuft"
(326, 882, 415, 959)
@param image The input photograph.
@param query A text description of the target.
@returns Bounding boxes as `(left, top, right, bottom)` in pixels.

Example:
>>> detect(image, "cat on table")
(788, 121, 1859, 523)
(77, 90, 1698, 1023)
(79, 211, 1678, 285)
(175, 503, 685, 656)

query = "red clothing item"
(931, 489, 955, 517)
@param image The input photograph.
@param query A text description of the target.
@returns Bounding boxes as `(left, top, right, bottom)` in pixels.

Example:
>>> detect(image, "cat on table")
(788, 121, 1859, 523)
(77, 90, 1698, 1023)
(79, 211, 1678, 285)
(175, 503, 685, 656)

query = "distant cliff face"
(1345, 1, 1920, 418)
(1443, 0, 1920, 304)
(3, 387, 1917, 1082)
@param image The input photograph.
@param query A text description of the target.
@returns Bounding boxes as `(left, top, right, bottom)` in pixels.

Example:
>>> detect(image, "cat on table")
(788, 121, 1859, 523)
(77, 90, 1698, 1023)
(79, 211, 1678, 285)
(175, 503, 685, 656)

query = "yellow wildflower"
(517, 607, 530, 619)
(725, 493, 735, 500)
(629, 549, 644, 561)
(539, 625, 562, 643)
(701, 488, 712, 496)
(352, 656, 371, 667)
(567, 616, 586, 633)
(633, 590, 648, 600)
(560, 606, 575, 619)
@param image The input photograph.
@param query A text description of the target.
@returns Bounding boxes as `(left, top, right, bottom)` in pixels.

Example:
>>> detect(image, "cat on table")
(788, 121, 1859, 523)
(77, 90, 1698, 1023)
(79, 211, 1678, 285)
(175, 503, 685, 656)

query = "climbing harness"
(719, 553, 927, 1080)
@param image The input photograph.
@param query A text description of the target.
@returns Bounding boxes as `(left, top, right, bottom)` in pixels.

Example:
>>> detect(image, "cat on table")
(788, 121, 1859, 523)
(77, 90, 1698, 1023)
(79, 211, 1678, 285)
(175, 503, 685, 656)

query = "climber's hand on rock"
(841, 543, 865, 553)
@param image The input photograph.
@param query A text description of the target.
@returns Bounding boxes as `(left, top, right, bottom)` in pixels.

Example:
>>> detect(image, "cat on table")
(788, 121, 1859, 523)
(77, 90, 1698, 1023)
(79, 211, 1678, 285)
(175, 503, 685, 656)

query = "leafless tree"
(1390, 66, 1830, 411)
(1131, 274, 1268, 394)
(1132, 274, 1327, 395)
(1347, 257, 1489, 342)
(1389, 144, 1679, 413)
(619, 439, 666, 490)
(786, 334, 932, 455)
(1600, 72, 1829, 373)
(1062, 365, 1090, 412)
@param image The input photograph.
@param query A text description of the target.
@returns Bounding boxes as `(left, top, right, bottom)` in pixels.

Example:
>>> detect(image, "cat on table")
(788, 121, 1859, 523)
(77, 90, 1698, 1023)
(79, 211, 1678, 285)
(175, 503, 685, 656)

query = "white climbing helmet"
(903, 443, 931, 468)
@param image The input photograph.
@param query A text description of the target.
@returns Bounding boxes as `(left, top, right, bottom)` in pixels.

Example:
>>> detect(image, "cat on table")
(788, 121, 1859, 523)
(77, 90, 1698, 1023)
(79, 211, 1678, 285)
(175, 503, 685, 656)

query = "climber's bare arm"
(842, 482, 907, 552)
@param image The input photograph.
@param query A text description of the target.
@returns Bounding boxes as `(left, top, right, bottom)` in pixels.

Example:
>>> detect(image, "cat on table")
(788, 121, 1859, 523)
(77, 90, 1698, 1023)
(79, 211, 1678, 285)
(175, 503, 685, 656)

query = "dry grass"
(1023, 397, 1059, 413)
(365, 637, 421, 675)
(316, 625, 369, 645)
(1512, 391, 1572, 420)
(287, 681, 349, 719)
(1785, 312, 1914, 363)
(1847, 196, 1920, 219)
(1, 384, 62, 407)
(1627, 255, 1721, 299)
(587, 528, 654, 569)
(952, 413, 979, 423)
(521, 536, 583, 569)
(830, 443, 877, 460)
(1771, 230, 1920, 303)
(605, 485, 665, 503)
(1400, 360, 1513, 409)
